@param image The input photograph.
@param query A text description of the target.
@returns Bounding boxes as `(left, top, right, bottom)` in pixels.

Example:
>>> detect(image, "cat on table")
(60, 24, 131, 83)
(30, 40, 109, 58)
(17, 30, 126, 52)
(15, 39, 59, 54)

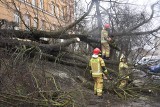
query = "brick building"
(0, 0, 74, 31)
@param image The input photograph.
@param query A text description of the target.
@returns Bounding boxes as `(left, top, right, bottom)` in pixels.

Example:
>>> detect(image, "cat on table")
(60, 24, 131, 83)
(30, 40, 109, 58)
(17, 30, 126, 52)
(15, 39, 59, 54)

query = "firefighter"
(118, 54, 129, 88)
(89, 48, 108, 97)
(101, 23, 112, 59)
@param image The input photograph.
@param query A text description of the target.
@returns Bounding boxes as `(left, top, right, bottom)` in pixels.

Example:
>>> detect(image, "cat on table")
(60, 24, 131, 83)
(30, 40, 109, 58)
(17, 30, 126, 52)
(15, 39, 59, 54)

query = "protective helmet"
(93, 48, 101, 55)
(104, 24, 110, 29)
(120, 54, 126, 62)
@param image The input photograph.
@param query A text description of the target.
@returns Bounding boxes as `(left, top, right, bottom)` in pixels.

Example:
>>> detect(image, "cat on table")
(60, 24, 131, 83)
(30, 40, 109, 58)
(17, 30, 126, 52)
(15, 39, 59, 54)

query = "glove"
(104, 69, 108, 75)
(126, 76, 129, 79)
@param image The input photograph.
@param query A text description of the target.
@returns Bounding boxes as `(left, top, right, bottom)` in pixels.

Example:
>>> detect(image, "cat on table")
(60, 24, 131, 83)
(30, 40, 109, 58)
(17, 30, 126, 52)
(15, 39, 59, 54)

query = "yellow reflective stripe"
(92, 73, 102, 76)
(101, 40, 107, 43)
(97, 89, 102, 93)
(92, 73, 102, 77)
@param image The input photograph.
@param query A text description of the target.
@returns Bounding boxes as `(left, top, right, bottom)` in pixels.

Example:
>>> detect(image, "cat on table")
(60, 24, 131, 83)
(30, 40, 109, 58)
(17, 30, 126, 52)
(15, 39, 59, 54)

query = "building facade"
(0, 0, 74, 31)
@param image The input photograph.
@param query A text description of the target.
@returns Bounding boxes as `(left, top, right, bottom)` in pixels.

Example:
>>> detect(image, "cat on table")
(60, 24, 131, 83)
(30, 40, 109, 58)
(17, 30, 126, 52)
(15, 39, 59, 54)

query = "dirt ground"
(42, 61, 160, 107)
(0, 57, 160, 107)
(86, 93, 160, 107)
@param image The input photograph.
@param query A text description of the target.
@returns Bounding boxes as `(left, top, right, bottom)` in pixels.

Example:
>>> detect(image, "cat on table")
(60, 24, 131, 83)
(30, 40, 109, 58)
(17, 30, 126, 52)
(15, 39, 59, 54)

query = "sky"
(81, 0, 160, 18)
(83, 0, 160, 52)
(84, 0, 159, 9)
(129, 0, 158, 6)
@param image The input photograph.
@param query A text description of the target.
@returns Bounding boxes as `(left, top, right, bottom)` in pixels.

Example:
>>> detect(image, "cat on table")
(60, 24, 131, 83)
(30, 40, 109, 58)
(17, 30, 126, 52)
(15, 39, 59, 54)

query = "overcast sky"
(84, 0, 159, 8)
(83, 0, 160, 51)
(129, 0, 158, 5)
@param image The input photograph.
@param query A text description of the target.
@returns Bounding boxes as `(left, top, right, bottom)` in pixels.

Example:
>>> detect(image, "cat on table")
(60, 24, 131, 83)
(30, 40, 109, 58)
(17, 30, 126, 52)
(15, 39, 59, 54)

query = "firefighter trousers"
(101, 42, 110, 57)
(93, 76, 103, 96)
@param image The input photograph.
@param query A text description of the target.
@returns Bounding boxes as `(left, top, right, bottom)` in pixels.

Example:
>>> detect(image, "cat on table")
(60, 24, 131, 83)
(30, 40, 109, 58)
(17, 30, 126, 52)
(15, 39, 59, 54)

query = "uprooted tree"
(0, 0, 160, 106)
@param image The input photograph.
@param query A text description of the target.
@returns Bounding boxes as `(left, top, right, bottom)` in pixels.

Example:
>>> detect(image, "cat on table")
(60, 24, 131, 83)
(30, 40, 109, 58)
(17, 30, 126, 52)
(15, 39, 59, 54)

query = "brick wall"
(0, 0, 74, 30)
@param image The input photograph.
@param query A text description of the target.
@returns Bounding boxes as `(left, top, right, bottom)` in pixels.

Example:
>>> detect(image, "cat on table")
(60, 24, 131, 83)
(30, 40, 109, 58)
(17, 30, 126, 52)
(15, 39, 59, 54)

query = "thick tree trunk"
(0, 38, 80, 52)
(0, 37, 122, 72)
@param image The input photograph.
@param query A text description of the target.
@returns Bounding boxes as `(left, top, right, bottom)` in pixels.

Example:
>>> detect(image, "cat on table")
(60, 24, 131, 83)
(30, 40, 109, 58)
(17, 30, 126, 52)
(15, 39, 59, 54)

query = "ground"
(39, 60, 160, 107)
(0, 57, 160, 107)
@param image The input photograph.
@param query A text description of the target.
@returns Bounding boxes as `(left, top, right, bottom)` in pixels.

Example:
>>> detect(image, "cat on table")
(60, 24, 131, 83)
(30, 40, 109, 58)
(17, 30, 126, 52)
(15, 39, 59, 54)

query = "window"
(41, 20, 45, 30)
(59, 8, 63, 19)
(51, 25, 55, 30)
(33, 17, 38, 28)
(67, 6, 70, 13)
(32, 0, 36, 6)
(39, 0, 44, 9)
(25, 15, 30, 30)
(51, 3, 55, 15)
(62, 7, 65, 15)
(14, 12, 20, 30)
(62, 7, 65, 19)
(66, 6, 70, 20)
(19, 0, 26, 2)
(55, 5, 59, 17)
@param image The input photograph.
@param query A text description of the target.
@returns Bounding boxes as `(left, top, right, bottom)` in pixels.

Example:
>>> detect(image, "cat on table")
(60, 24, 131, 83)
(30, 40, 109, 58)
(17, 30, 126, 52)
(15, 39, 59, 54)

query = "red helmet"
(93, 48, 101, 55)
(104, 24, 110, 29)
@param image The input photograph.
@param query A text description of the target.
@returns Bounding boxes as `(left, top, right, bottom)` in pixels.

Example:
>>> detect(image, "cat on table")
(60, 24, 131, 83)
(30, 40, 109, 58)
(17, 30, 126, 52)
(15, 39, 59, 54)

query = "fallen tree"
(0, 0, 160, 106)
(0, 37, 121, 67)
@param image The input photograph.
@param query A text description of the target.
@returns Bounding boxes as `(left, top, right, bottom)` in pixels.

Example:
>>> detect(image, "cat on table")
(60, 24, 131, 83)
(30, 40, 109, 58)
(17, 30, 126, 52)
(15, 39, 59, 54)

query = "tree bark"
(0, 38, 80, 52)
